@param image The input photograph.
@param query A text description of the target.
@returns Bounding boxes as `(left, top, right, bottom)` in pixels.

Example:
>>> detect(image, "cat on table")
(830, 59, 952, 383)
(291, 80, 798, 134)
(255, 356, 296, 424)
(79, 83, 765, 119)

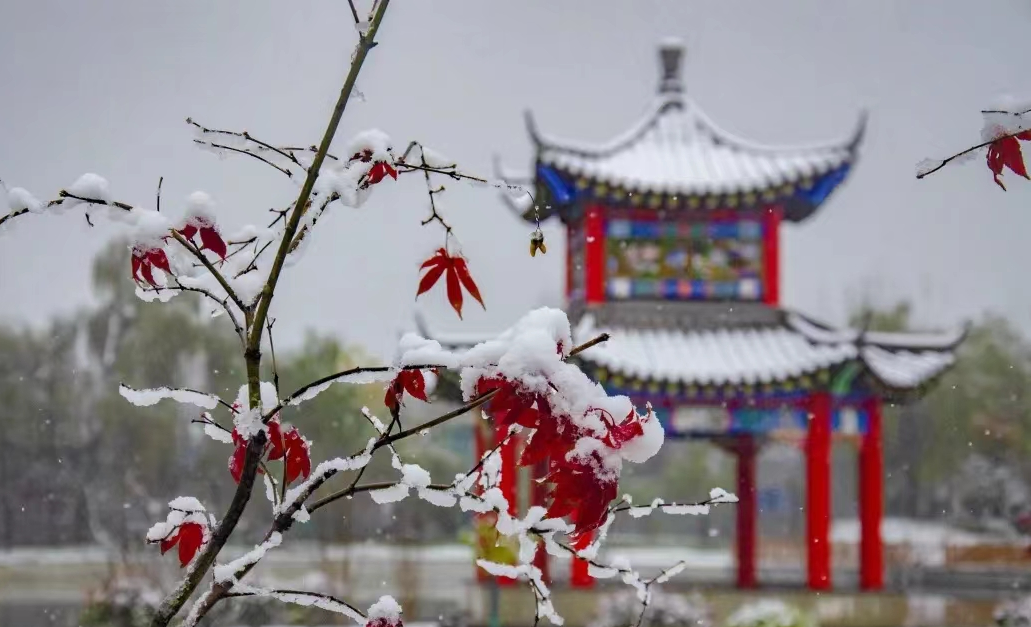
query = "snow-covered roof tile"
(534, 97, 859, 200)
(573, 314, 857, 386)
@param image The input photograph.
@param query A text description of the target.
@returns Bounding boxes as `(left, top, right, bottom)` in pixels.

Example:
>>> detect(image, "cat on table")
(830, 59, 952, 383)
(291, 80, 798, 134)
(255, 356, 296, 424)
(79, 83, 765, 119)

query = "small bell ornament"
(529, 228, 547, 257)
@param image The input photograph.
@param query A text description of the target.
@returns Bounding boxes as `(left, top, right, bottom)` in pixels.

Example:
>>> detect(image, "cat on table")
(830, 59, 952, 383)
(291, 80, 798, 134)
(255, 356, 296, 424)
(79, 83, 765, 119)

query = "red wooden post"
(859, 397, 884, 590)
(736, 434, 758, 588)
(584, 205, 606, 304)
(806, 392, 832, 590)
(761, 206, 782, 306)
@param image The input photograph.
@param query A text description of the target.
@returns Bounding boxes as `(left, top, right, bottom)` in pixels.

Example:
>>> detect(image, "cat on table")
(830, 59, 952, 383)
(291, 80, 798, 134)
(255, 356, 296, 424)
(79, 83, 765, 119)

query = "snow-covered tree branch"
(0, 2, 734, 626)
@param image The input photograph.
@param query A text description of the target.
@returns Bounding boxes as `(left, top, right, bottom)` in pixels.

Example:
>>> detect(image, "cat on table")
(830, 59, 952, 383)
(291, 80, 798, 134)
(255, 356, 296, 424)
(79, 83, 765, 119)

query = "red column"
(584, 205, 606, 304)
(806, 392, 832, 590)
(859, 398, 884, 590)
(761, 206, 782, 306)
(736, 435, 758, 588)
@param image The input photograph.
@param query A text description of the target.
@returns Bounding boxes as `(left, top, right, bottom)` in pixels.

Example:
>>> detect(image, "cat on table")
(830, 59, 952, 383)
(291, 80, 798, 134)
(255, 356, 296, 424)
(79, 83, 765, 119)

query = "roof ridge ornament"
(658, 38, 685, 95)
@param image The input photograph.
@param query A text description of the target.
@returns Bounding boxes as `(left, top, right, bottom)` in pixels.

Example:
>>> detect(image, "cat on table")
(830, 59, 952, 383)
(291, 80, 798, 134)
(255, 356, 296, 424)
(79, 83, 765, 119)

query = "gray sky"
(2, 0, 1031, 361)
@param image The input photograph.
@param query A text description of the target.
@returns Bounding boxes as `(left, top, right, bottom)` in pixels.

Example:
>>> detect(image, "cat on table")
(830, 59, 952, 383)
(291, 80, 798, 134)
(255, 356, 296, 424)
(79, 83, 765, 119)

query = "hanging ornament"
(530, 228, 547, 257)
(528, 197, 546, 257)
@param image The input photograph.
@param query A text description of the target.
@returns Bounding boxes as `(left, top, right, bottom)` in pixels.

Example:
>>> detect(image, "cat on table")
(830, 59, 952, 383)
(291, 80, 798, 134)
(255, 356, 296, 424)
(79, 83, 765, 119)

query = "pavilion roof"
(498, 43, 865, 224)
(573, 305, 963, 398)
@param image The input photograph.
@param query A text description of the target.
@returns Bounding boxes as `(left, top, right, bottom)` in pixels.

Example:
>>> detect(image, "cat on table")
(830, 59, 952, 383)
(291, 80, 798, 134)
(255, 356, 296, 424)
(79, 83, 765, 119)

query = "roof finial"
(658, 38, 685, 95)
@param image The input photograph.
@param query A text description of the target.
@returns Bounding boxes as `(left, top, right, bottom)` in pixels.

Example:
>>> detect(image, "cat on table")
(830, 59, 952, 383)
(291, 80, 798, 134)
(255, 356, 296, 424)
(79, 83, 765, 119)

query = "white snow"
(213, 532, 283, 582)
(66, 173, 112, 204)
(169, 496, 205, 512)
(203, 422, 235, 444)
(367, 595, 403, 621)
(184, 191, 216, 224)
(118, 384, 221, 410)
(7, 187, 42, 213)
(287, 369, 396, 408)
(231, 583, 365, 624)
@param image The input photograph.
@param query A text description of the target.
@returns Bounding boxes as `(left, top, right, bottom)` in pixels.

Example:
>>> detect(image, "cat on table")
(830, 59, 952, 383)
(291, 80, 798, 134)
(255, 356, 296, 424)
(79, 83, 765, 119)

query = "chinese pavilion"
(422, 42, 965, 592)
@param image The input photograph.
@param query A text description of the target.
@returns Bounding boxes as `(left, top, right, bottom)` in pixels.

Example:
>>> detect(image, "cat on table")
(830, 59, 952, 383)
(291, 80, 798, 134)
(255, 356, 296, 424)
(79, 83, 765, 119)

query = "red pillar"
(806, 392, 832, 590)
(584, 205, 606, 304)
(761, 206, 782, 306)
(859, 398, 884, 590)
(736, 435, 758, 588)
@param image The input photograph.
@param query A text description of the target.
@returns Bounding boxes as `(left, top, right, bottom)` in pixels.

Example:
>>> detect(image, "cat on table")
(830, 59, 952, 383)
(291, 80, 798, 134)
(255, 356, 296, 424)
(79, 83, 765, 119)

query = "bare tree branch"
(247, 0, 390, 349)
(154, 4, 393, 624)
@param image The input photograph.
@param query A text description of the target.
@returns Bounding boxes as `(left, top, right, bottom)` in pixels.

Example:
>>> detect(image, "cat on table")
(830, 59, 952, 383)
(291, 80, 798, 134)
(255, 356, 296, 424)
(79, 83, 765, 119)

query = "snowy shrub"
(995, 596, 1031, 627)
(589, 589, 712, 627)
(725, 600, 815, 627)
(1, 3, 734, 626)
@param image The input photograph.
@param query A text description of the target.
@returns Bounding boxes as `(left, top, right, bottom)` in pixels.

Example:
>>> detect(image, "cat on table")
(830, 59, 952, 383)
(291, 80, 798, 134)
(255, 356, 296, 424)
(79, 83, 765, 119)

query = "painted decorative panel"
(604, 217, 765, 301)
(730, 406, 868, 435)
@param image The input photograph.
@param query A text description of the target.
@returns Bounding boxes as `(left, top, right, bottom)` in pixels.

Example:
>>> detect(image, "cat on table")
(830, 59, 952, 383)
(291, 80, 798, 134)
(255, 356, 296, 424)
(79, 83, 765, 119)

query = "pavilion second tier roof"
(500, 42, 865, 224)
(573, 303, 965, 401)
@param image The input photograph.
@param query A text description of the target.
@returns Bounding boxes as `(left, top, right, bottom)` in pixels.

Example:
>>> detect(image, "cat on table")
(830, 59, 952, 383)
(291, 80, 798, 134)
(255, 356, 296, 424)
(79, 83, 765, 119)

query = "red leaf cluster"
(384, 369, 428, 412)
(159, 521, 205, 568)
(228, 419, 311, 485)
(131, 246, 172, 287)
(416, 248, 484, 319)
(178, 217, 228, 259)
(351, 149, 398, 189)
(367, 618, 403, 627)
(476, 376, 649, 538)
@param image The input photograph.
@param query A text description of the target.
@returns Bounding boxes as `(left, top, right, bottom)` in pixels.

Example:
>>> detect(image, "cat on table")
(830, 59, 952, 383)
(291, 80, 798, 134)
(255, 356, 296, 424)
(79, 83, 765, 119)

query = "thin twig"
(0, 207, 29, 230)
(162, 280, 245, 344)
(156, 176, 163, 212)
(170, 231, 249, 313)
(917, 125, 1031, 180)
(246, 0, 389, 350)
(187, 117, 303, 169)
(261, 363, 440, 422)
(347, 0, 361, 25)
(192, 139, 294, 178)
(224, 588, 365, 620)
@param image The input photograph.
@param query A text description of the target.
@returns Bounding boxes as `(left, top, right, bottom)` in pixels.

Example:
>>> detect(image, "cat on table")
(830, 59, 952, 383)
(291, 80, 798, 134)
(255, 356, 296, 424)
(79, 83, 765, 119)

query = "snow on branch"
(119, 383, 232, 412)
(227, 584, 366, 624)
(213, 532, 283, 584)
(616, 487, 738, 519)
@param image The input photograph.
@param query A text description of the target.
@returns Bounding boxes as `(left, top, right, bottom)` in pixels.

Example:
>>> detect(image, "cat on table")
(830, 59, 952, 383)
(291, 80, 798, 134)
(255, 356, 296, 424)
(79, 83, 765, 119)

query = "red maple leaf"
(281, 427, 312, 483)
(350, 149, 398, 189)
(364, 161, 398, 188)
(384, 369, 428, 412)
(416, 248, 485, 319)
(987, 134, 1031, 190)
(545, 454, 617, 539)
(131, 246, 172, 287)
(159, 521, 206, 567)
(227, 419, 311, 485)
(177, 218, 227, 260)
